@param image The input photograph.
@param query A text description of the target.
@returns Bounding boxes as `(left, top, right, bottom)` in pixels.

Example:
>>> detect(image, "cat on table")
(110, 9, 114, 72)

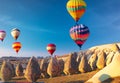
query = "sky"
(0, 0, 120, 57)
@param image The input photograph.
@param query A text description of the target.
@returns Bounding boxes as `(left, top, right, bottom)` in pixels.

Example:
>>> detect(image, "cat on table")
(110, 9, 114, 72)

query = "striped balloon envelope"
(46, 44, 56, 56)
(0, 30, 6, 42)
(12, 42, 22, 53)
(66, 0, 86, 22)
(70, 24, 90, 49)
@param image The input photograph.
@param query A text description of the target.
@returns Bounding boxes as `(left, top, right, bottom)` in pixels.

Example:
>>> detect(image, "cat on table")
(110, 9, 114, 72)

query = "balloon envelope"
(0, 30, 6, 42)
(66, 0, 86, 22)
(46, 44, 56, 55)
(70, 24, 90, 49)
(12, 42, 22, 53)
(11, 28, 20, 40)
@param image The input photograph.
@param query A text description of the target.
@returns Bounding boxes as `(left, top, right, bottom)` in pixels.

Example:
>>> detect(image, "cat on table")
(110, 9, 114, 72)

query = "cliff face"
(87, 43, 120, 68)
(86, 52, 120, 83)
(58, 43, 120, 72)
(58, 43, 120, 83)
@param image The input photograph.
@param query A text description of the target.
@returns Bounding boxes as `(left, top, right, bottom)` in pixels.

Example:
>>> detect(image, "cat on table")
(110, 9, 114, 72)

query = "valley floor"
(1, 70, 99, 83)
(1, 69, 120, 83)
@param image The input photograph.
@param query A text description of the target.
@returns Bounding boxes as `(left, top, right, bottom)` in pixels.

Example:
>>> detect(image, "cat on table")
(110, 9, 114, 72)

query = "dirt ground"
(6, 70, 99, 83)
(1, 69, 120, 83)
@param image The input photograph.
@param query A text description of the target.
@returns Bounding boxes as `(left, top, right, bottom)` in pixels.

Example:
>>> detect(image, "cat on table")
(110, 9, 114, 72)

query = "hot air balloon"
(0, 30, 6, 42)
(11, 28, 20, 40)
(70, 24, 90, 49)
(46, 44, 56, 56)
(66, 0, 87, 22)
(12, 42, 22, 53)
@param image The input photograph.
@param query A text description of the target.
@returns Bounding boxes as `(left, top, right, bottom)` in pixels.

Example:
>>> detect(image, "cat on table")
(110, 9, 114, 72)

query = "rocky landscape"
(0, 43, 120, 83)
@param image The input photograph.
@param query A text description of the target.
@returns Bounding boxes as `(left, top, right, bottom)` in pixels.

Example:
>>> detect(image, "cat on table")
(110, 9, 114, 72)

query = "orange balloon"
(12, 42, 22, 53)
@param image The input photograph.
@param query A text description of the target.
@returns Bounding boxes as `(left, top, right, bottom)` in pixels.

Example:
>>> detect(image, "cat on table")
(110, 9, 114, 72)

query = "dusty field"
(0, 70, 98, 83)
(0, 69, 120, 83)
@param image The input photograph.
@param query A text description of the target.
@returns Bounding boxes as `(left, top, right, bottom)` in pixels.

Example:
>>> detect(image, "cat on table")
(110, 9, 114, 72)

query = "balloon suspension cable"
(75, 21, 79, 25)
(53, 54, 55, 58)
(79, 47, 81, 50)
(51, 54, 53, 58)
(16, 52, 18, 56)
(1, 39, 3, 42)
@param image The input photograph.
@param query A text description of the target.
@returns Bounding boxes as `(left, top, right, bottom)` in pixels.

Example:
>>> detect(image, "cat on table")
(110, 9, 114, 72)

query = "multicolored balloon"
(70, 24, 90, 49)
(66, 0, 87, 22)
(46, 44, 56, 56)
(11, 28, 20, 40)
(0, 30, 6, 42)
(12, 42, 22, 53)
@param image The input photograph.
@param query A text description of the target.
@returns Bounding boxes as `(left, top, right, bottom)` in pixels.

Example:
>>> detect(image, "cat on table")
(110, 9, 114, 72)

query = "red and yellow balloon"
(12, 42, 22, 53)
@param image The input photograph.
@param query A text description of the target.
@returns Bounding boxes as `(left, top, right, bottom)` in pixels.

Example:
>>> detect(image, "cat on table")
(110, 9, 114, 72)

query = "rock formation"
(24, 56, 41, 82)
(96, 51, 106, 69)
(57, 59, 64, 74)
(106, 51, 114, 65)
(86, 52, 120, 83)
(79, 55, 91, 73)
(1, 61, 13, 82)
(88, 52, 97, 70)
(40, 58, 49, 78)
(47, 57, 60, 77)
(63, 53, 78, 75)
(16, 63, 23, 76)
